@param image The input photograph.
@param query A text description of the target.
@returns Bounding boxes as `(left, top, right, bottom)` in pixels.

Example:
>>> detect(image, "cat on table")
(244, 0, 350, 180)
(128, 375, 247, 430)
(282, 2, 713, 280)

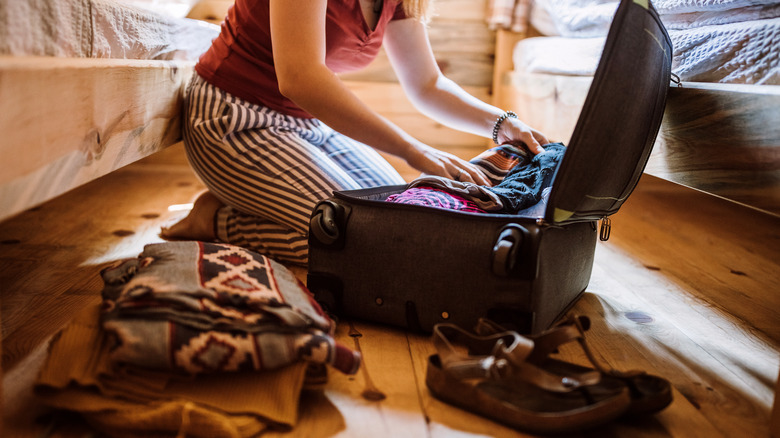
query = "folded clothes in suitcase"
(307, 0, 673, 334)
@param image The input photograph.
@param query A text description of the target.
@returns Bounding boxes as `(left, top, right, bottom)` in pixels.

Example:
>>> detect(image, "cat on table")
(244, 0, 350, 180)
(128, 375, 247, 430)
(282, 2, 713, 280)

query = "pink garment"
(386, 186, 487, 213)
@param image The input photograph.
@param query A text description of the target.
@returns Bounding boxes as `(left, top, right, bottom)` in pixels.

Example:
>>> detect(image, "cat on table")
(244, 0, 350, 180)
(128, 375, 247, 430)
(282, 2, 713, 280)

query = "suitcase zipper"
(671, 72, 682, 88)
(599, 217, 612, 241)
(537, 216, 609, 241)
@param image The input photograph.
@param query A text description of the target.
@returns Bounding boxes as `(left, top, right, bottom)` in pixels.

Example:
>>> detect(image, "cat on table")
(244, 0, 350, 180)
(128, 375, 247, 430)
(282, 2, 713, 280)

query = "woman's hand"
(495, 117, 550, 155)
(406, 143, 492, 186)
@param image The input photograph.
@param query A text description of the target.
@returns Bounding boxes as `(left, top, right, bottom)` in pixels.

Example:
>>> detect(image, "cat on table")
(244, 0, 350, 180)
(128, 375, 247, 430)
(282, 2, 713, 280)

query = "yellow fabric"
(35, 304, 307, 437)
(553, 207, 574, 223)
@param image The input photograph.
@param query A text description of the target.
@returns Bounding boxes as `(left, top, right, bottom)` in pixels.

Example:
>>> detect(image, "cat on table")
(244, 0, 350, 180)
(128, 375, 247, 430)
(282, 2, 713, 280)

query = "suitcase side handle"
(492, 224, 541, 280)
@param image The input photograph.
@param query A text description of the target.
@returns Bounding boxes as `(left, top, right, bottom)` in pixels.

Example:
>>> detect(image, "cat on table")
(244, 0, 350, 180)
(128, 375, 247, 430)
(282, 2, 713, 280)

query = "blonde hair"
(402, 0, 434, 22)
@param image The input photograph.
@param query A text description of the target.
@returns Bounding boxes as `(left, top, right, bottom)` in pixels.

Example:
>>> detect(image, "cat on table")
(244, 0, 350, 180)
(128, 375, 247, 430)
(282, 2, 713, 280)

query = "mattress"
(0, 0, 219, 61)
(518, 0, 780, 85)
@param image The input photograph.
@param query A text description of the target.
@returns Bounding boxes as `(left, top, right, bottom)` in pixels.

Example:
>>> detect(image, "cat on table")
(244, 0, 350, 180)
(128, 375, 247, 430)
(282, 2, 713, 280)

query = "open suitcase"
(307, 0, 673, 334)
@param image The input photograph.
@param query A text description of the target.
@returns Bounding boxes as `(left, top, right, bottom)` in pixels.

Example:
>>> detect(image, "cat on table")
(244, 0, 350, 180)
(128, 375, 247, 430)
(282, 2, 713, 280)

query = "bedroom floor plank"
(0, 144, 207, 371)
(1, 144, 777, 437)
(606, 176, 780, 343)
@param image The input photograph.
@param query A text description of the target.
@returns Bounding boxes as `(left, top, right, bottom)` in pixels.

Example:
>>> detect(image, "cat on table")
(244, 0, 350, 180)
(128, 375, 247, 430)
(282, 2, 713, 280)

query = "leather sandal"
(475, 315, 673, 416)
(426, 324, 631, 434)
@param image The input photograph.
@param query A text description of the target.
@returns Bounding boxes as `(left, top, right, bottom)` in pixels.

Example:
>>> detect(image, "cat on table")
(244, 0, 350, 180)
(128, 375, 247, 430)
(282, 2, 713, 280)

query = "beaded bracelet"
(492, 111, 518, 145)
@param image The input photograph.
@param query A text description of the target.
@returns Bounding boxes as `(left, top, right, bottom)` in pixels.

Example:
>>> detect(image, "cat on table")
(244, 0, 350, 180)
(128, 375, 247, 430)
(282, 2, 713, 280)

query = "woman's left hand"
(496, 117, 550, 155)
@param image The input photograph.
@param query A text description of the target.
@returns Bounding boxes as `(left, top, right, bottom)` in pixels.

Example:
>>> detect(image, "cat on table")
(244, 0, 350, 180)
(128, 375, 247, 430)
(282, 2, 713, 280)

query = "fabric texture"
(387, 144, 531, 212)
(516, 0, 779, 85)
(183, 74, 405, 265)
(470, 144, 533, 186)
(0, 0, 219, 59)
(486, 142, 565, 213)
(385, 186, 488, 213)
(388, 143, 564, 215)
(100, 241, 360, 375)
(195, 0, 407, 118)
(405, 176, 507, 211)
(35, 303, 307, 437)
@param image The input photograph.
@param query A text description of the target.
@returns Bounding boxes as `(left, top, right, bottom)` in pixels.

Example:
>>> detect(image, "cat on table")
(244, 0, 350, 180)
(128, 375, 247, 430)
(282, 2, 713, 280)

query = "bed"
(489, 0, 780, 217)
(0, 0, 219, 221)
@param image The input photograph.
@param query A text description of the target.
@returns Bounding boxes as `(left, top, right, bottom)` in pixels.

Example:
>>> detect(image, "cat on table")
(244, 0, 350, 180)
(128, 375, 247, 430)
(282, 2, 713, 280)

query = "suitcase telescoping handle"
(491, 224, 540, 279)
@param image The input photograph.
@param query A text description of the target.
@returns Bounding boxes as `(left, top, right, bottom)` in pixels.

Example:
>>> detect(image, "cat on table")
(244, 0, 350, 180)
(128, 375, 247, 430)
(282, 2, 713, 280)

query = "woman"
(162, 0, 549, 265)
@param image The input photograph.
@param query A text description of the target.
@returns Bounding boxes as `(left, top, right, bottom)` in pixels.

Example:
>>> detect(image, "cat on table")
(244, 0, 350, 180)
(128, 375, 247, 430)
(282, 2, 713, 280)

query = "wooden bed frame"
(491, 28, 780, 218)
(0, 56, 194, 222)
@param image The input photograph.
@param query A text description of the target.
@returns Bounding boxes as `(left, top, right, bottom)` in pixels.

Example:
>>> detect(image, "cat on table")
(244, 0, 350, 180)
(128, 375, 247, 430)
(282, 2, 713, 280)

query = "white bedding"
(516, 0, 780, 85)
(0, 0, 219, 61)
(530, 0, 780, 34)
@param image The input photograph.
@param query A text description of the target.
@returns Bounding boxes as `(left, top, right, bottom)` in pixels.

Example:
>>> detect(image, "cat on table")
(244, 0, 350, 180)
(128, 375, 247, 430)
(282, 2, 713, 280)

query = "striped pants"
(182, 74, 405, 265)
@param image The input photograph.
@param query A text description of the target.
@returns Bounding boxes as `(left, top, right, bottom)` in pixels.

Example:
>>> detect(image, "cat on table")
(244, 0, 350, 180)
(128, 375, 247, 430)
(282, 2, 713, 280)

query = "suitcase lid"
(544, 0, 672, 225)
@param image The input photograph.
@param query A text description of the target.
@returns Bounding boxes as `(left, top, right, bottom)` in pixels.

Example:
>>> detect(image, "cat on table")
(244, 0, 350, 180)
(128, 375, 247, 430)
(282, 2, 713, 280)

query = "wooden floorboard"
(1, 144, 777, 437)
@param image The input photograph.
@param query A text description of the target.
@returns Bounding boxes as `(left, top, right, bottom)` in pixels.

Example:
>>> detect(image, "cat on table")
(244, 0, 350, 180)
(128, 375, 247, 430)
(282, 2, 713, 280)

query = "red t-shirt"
(195, 0, 408, 118)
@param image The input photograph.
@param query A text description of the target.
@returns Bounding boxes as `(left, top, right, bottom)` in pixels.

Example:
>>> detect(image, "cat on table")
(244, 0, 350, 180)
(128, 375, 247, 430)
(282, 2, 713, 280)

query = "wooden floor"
(1, 143, 778, 437)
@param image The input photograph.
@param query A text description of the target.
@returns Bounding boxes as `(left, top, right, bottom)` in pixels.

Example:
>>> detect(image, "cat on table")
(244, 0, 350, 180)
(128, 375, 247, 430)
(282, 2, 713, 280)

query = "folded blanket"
(35, 304, 307, 437)
(100, 241, 360, 375)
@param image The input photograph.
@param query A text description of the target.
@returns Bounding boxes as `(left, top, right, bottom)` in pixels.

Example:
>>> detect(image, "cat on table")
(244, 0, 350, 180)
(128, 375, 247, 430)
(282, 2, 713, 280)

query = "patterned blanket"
(100, 241, 360, 375)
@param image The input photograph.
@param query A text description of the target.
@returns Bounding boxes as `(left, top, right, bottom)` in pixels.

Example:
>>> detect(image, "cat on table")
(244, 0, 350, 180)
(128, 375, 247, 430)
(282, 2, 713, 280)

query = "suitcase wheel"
(492, 227, 522, 276)
(310, 201, 341, 245)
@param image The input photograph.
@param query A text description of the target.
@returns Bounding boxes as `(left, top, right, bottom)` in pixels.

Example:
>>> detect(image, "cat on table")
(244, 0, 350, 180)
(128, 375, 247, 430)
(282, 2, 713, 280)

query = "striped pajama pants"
(182, 74, 405, 265)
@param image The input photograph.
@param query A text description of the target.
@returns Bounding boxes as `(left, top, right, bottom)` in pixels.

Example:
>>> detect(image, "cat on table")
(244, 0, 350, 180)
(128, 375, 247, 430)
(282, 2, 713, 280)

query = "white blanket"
(517, 0, 780, 85)
(0, 0, 218, 60)
(530, 0, 780, 34)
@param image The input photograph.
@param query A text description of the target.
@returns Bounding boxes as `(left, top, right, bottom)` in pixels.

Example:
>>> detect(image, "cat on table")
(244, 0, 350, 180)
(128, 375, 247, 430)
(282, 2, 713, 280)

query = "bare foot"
(160, 191, 223, 241)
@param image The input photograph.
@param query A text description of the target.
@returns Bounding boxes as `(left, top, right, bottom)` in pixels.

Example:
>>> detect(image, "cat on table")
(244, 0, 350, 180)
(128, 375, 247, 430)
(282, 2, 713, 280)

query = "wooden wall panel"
(345, 80, 490, 146)
(339, 0, 495, 87)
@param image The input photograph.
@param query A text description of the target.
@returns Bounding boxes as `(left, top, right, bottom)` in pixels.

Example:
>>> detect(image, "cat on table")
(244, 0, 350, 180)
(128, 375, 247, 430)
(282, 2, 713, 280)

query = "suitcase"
(306, 0, 673, 334)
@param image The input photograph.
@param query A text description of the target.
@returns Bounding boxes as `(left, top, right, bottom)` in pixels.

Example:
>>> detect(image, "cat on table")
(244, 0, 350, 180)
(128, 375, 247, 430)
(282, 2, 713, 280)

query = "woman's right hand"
(406, 143, 492, 186)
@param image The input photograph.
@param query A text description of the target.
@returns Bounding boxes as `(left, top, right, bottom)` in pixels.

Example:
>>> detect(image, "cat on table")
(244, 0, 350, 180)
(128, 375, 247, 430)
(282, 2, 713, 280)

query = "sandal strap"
(527, 321, 583, 363)
(475, 315, 645, 379)
(432, 324, 600, 393)
(434, 323, 531, 373)
(545, 316, 644, 378)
